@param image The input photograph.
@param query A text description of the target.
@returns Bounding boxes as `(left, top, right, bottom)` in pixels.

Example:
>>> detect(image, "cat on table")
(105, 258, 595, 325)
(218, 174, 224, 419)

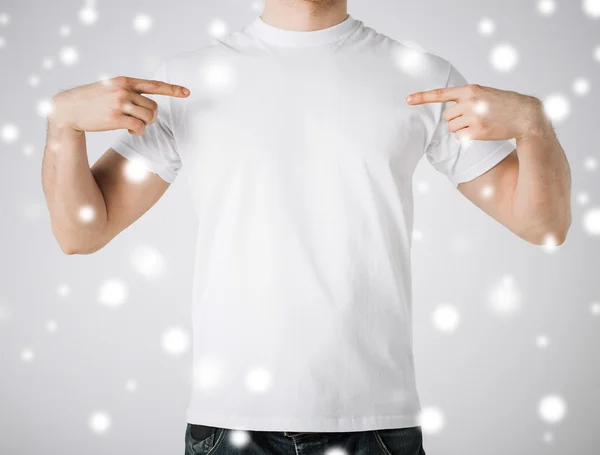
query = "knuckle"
(52, 91, 65, 103)
(109, 109, 121, 120)
(112, 75, 129, 87)
(148, 102, 159, 119)
(469, 84, 482, 95)
(434, 88, 445, 98)
(114, 88, 130, 102)
(123, 115, 134, 127)
(528, 95, 542, 108)
(442, 108, 451, 122)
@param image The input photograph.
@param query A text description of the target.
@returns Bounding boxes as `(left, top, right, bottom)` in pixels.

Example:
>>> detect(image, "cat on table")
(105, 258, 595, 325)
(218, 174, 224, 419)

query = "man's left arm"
(407, 85, 572, 245)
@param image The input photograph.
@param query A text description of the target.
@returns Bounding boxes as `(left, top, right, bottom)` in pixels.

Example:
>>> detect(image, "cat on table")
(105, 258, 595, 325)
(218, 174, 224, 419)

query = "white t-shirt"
(111, 13, 515, 432)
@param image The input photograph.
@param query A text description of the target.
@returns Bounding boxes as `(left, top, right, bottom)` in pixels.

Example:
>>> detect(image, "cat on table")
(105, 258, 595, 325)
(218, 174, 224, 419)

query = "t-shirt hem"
(111, 140, 177, 184)
(185, 410, 422, 432)
(450, 141, 516, 188)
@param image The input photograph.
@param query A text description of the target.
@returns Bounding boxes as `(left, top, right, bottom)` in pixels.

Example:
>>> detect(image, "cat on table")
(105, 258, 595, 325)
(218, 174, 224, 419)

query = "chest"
(172, 52, 426, 176)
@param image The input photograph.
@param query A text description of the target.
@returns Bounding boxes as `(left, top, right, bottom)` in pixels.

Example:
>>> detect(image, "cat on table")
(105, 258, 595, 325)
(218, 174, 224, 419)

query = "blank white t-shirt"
(111, 13, 515, 432)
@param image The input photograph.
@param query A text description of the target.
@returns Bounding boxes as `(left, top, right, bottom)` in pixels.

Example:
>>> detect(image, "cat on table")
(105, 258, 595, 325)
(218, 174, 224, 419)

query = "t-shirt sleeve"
(424, 61, 515, 188)
(110, 61, 182, 184)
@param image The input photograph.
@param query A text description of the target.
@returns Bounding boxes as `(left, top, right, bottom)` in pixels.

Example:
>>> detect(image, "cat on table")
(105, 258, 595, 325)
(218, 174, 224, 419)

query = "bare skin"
(42, 76, 190, 254)
(43, 0, 571, 256)
(42, 0, 349, 256)
(260, 0, 348, 30)
(406, 84, 571, 245)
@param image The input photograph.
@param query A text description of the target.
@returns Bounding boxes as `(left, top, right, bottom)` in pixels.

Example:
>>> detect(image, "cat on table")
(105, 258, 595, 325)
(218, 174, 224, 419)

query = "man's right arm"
(41, 74, 190, 255)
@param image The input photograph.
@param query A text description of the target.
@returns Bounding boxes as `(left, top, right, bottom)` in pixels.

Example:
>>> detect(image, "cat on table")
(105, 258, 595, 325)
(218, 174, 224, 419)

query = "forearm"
(42, 120, 108, 254)
(510, 112, 572, 244)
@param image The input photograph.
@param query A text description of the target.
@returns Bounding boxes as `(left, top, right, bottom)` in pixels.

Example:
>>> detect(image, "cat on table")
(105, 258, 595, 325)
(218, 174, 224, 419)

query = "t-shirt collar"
(248, 13, 360, 47)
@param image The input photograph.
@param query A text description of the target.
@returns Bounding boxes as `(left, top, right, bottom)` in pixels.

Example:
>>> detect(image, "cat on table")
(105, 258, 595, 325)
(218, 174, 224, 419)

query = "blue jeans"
(185, 423, 426, 455)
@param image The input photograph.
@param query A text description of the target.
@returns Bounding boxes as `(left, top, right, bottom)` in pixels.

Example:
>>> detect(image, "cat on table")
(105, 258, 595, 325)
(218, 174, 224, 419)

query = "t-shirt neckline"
(248, 13, 360, 47)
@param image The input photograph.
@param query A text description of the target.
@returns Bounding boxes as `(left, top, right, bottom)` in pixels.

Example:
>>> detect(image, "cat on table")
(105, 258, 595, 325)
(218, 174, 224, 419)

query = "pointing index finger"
(406, 85, 465, 105)
(127, 77, 190, 98)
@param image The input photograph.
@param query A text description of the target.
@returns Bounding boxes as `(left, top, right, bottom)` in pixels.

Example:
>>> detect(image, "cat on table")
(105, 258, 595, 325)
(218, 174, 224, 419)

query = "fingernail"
(182, 88, 190, 95)
(406, 95, 414, 103)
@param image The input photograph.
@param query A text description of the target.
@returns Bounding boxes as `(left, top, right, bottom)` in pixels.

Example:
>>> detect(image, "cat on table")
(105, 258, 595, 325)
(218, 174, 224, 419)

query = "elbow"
(59, 238, 107, 255)
(52, 227, 83, 255)
(55, 231, 107, 255)
(51, 220, 108, 255)
(548, 207, 572, 246)
(519, 229, 567, 247)
(512, 185, 572, 246)
(59, 243, 79, 255)
(541, 226, 570, 246)
(58, 241, 98, 255)
(521, 215, 571, 246)
(557, 216, 572, 245)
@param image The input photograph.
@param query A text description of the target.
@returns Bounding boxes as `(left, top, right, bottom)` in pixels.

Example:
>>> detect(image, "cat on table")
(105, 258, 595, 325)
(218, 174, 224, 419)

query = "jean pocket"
(187, 423, 223, 455)
(373, 426, 426, 455)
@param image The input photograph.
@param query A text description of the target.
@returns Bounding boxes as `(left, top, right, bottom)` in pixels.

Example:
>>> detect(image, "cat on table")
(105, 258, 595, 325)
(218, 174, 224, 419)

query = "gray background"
(0, 0, 599, 454)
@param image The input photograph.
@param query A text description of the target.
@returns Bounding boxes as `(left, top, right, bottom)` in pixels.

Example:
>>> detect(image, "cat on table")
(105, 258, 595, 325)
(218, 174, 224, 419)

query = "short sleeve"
(424, 62, 516, 188)
(110, 61, 182, 183)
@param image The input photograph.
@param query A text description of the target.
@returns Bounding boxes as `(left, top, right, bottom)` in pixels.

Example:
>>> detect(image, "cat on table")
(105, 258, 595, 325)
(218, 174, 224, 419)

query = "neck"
(261, 0, 348, 32)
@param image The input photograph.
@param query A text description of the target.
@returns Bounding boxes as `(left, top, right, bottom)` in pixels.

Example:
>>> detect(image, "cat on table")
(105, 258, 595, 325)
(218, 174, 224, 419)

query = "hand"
(50, 75, 191, 136)
(406, 84, 549, 141)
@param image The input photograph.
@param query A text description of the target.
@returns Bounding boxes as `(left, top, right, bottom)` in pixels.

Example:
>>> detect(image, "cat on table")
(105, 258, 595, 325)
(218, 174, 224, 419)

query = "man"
(41, 0, 571, 453)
